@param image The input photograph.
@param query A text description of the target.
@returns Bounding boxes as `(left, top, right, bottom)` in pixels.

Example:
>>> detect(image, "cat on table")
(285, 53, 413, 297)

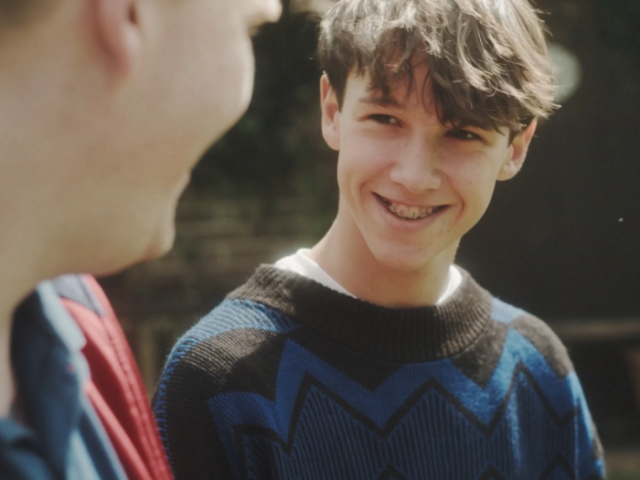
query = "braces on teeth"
(385, 199, 436, 219)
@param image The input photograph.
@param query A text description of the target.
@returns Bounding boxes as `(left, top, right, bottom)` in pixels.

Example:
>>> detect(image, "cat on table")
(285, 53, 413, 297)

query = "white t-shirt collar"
(274, 248, 462, 305)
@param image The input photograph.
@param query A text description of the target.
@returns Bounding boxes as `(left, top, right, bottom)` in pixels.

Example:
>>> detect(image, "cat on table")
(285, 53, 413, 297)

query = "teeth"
(379, 195, 440, 220)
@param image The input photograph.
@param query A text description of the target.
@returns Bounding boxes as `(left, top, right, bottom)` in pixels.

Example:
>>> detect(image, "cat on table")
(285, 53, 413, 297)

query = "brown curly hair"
(318, 0, 558, 133)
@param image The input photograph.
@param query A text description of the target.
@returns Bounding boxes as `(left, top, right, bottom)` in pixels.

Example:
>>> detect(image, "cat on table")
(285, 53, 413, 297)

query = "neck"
(0, 305, 16, 417)
(310, 213, 457, 308)
(0, 13, 93, 417)
(0, 148, 63, 418)
(231, 265, 492, 363)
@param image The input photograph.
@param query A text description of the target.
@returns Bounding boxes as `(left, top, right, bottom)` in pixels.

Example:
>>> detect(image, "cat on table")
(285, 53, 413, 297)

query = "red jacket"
(52, 274, 173, 480)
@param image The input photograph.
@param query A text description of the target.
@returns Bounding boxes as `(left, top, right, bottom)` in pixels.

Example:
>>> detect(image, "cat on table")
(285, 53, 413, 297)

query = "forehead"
(343, 68, 512, 136)
(346, 62, 437, 114)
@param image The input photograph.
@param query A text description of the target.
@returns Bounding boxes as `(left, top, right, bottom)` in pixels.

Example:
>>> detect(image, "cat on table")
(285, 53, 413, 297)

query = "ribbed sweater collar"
(229, 265, 493, 363)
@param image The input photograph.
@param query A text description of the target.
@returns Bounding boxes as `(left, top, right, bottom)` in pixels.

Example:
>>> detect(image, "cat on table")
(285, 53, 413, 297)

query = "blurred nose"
(389, 138, 442, 193)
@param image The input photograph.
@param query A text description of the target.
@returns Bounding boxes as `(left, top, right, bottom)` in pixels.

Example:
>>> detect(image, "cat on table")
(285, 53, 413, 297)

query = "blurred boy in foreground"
(0, 0, 280, 478)
(155, 0, 605, 478)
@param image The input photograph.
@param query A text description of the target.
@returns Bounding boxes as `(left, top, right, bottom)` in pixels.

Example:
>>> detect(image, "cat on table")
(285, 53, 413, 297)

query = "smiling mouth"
(375, 194, 447, 221)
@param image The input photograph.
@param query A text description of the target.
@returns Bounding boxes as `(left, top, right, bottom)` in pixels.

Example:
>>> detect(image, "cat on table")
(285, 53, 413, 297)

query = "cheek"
(468, 178, 497, 220)
(173, 4, 255, 133)
(338, 151, 385, 200)
(202, 30, 255, 127)
(152, 11, 256, 139)
(221, 31, 255, 100)
(339, 133, 393, 176)
(448, 162, 498, 211)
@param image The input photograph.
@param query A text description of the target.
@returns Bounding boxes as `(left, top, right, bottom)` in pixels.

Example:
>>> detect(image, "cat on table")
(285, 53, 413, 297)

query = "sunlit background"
(100, 0, 640, 476)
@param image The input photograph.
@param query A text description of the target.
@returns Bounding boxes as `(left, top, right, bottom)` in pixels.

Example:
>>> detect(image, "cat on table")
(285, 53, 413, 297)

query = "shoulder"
(50, 274, 106, 317)
(51, 274, 175, 480)
(157, 298, 297, 396)
(154, 298, 296, 446)
(170, 298, 296, 365)
(490, 296, 573, 378)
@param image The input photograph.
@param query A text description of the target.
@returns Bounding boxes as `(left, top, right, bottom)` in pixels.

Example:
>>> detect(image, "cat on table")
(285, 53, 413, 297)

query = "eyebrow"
(357, 95, 403, 109)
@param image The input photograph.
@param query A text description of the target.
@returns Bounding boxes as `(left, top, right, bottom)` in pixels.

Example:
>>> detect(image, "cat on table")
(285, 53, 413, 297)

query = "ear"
(497, 119, 537, 181)
(320, 73, 341, 151)
(93, 0, 142, 80)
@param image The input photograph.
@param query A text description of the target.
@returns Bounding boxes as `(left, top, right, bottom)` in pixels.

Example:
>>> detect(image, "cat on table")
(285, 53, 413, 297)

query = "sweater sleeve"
(508, 311, 605, 479)
(154, 297, 293, 480)
(153, 339, 237, 480)
(572, 374, 606, 480)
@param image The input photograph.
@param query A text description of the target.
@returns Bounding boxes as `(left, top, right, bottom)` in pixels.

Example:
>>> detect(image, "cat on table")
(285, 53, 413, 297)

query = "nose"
(264, 0, 283, 23)
(389, 139, 442, 193)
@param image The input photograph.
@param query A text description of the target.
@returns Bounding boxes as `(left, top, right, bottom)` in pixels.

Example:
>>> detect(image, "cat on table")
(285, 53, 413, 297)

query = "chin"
(137, 195, 183, 262)
(140, 225, 176, 263)
(95, 225, 176, 278)
(369, 244, 432, 274)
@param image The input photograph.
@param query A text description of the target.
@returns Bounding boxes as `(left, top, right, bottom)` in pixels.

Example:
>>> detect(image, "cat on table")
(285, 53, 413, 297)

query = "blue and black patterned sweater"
(154, 265, 605, 480)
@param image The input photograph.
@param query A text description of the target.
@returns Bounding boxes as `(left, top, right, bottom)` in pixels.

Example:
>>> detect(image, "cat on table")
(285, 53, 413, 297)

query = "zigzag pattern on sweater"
(155, 271, 605, 480)
(208, 330, 593, 480)
(226, 374, 577, 479)
(154, 299, 298, 468)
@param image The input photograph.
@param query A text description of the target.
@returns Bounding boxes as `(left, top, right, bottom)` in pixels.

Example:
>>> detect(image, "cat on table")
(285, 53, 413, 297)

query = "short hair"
(318, 0, 557, 132)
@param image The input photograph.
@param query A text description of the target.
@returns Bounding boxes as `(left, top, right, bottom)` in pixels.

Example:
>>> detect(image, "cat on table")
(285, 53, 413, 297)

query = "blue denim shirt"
(0, 281, 127, 480)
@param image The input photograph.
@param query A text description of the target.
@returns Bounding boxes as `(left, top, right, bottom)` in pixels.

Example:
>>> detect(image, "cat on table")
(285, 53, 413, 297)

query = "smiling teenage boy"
(155, 0, 605, 479)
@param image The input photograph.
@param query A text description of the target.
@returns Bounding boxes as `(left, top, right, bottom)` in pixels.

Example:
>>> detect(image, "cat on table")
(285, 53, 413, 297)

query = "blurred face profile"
(163, 0, 283, 145)
(91, 0, 282, 272)
(0, 0, 281, 277)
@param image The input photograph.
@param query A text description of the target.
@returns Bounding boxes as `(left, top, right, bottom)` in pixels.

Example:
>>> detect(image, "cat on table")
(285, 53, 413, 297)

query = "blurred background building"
(100, 0, 640, 475)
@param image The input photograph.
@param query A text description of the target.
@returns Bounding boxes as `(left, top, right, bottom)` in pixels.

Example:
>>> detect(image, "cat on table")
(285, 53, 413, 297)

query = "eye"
(447, 128, 482, 141)
(369, 114, 400, 126)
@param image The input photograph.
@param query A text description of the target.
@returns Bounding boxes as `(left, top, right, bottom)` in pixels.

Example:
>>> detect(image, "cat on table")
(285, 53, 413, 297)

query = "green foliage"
(594, 0, 640, 102)
(609, 473, 640, 480)
(190, 12, 338, 238)
(190, 13, 325, 198)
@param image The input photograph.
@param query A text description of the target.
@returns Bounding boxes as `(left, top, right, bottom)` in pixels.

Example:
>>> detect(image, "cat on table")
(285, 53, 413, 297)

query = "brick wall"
(101, 190, 321, 391)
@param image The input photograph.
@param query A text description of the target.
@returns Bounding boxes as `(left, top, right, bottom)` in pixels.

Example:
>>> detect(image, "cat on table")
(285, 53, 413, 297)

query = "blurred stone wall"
(100, 191, 321, 391)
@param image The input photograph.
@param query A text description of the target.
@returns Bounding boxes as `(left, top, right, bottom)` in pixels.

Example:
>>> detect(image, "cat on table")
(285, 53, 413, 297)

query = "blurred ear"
(497, 119, 537, 181)
(93, 0, 142, 79)
(320, 73, 341, 151)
